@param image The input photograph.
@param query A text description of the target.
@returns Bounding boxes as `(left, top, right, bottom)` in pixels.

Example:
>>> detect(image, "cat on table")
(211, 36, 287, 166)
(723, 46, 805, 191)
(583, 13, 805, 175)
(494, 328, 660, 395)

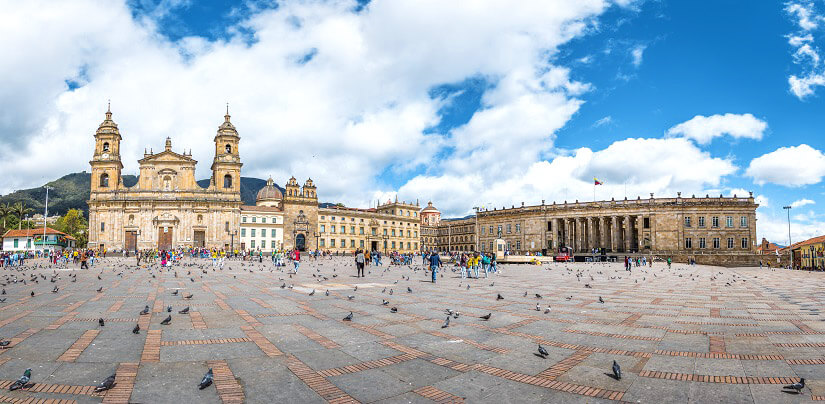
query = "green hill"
(0, 173, 274, 216)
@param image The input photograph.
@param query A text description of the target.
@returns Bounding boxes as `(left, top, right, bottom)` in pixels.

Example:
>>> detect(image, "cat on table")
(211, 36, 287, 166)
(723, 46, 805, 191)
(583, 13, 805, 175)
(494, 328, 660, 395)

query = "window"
(223, 174, 232, 188)
(331, 225, 336, 233)
(251, 240, 256, 248)
(359, 227, 364, 235)
(241, 228, 246, 237)
(414, 231, 418, 237)
(13, 239, 17, 248)
(547, 221, 552, 231)
(643, 217, 650, 229)
(392, 229, 396, 236)
(713, 237, 720, 249)
(330, 239, 335, 247)
(102, 142, 110, 152)
(320, 239, 325, 247)
(360, 240, 364, 248)
(699, 238, 706, 249)
(727, 237, 734, 248)
(391, 241, 396, 249)
(252, 217, 256, 223)
(407, 230, 411, 237)
(490, 241, 494, 250)
(372, 228, 377, 236)
(740, 216, 748, 227)
(507, 224, 512, 233)
(414, 242, 418, 249)
(320, 225, 325, 233)
(685, 238, 692, 249)
(490, 226, 494, 234)
(741, 237, 748, 249)
(271, 229, 276, 237)
(712, 216, 719, 228)
(262, 218, 266, 223)
(331, 216, 335, 221)
(321, 216, 325, 220)
(684, 216, 691, 227)
(481, 227, 485, 235)
(261, 229, 266, 238)
(383, 229, 388, 236)
(271, 241, 276, 248)
(242, 216, 247, 223)
(99, 173, 109, 188)
(340, 239, 345, 247)
(516, 241, 521, 250)
(726, 216, 733, 227)
(341, 226, 346, 234)
(225, 144, 232, 154)
(350, 240, 355, 248)
(251, 229, 256, 237)
(101, 222, 105, 231)
(351, 226, 355, 234)
(698, 217, 705, 227)
(515, 224, 521, 233)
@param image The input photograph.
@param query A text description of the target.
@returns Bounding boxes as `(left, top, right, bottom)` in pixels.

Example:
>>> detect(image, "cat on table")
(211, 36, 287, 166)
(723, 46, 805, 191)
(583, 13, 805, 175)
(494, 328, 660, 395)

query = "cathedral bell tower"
(90, 102, 123, 193)
(211, 104, 242, 193)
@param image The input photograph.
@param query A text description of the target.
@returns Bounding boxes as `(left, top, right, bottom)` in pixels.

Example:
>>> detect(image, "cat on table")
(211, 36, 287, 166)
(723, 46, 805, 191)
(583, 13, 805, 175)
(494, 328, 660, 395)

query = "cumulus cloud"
(746, 144, 825, 186)
(757, 210, 825, 245)
(665, 113, 767, 144)
(791, 198, 816, 208)
(630, 44, 646, 67)
(785, 2, 825, 98)
(400, 137, 737, 216)
(0, 0, 614, 209)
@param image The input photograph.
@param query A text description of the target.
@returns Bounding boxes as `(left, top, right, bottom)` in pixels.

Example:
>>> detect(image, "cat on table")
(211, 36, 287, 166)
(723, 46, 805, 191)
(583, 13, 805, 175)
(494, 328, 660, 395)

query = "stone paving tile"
(2, 258, 825, 402)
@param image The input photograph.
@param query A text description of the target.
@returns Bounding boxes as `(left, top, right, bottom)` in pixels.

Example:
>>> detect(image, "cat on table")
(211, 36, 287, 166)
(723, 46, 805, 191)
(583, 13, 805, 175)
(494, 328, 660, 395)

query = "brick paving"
(0, 257, 822, 402)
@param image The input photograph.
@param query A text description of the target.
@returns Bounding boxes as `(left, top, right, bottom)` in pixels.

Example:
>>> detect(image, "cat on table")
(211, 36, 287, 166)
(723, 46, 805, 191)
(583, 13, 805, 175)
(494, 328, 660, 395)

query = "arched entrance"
(296, 234, 306, 251)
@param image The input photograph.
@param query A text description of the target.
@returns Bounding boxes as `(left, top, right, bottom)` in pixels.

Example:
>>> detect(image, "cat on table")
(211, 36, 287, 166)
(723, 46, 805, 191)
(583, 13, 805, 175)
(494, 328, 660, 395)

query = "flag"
(594, 177, 603, 186)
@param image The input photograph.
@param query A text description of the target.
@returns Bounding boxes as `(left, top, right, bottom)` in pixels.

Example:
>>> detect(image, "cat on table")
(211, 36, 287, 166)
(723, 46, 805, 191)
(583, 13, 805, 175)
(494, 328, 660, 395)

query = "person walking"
(429, 250, 442, 283)
(356, 249, 365, 277)
(292, 249, 301, 273)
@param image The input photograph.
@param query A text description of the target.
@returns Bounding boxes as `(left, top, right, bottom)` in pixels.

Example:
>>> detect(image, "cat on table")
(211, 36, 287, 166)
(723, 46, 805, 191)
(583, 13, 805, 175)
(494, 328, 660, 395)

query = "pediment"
(139, 150, 196, 164)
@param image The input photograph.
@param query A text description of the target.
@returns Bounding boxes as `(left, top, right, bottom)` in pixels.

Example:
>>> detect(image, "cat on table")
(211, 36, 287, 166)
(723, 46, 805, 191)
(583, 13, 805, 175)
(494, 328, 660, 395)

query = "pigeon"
(441, 316, 450, 328)
(0, 340, 10, 347)
(598, 296, 604, 304)
(1, 289, 4, 295)
(9, 368, 31, 391)
(167, 306, 172, 313)
(343, 312, 353, 321)
(536, 303, 541, 311)
(382, 299, 389, 305)
(98, 318, 105, 327)
(480, 313, 491, 320)
(497, 294, 504, 300)
(347, 295, 355, 300)
(612, 360, 622, 380)
(30, 291, 35, 297)
(389, 289, 394, 295)
(172, 290, 179, 295)
(184, 293, 193, 299)
(354, 286, 358, 292)
(96, 287, 103, 293)
(178, 307, 189, 314)
(783, 378, 805, 393)
(52, 286, 58, 293)
(467, 284, 470, 290)
(132, 324, 140, 334)
(280, 283, 286, 289)
(95, 374, 117, 392)
(535, 294, 542, 299)
(160, 315, 171, 325)
(544, 307, 551, 314)
(309, 289, 315, 296)
(390, 307, 398, 313)
(537, 345, 548, 358)
(407, 287, 412, 293)
(524, 291, 528, 297)
(325, 290, 329, 296)
(199, 368, 214, 389)
(140, 305, 150, 315)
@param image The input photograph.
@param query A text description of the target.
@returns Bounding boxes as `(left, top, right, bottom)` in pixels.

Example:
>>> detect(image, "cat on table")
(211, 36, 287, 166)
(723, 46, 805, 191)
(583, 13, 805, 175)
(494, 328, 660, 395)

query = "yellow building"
(791, 235, 825, 270)
(317, 198, 420, 254)
(87, 106, 241, 251)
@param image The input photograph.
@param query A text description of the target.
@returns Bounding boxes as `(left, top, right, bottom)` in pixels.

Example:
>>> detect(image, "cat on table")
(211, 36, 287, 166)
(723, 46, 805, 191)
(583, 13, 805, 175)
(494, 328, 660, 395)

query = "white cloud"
(789, 73, 825, 98)
(746, 144, 825, 186)
(630, 44, 646, 67)
(757, 209, 825, 245)
(0, 0, 615, 208)
(400, 137, 737, 216)
(665, 113, 767, 145)
(791, 198, 815, 208)
(755, 194, 770, 208)
(785, 2, 825, 98)
(786, 2, 820, 31)
(593, 115, 612, 127)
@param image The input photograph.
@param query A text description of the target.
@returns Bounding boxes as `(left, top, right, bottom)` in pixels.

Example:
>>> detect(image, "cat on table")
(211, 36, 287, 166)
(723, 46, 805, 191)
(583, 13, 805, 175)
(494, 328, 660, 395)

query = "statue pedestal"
(494, 239, 506, 260)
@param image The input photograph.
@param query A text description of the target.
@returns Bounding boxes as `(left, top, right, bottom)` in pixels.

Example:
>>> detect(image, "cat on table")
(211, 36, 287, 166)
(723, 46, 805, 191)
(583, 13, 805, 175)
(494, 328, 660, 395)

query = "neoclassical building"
(87, 106, 242, 250)
(316, 198, 421, 254)
(239, 177, 285, 252)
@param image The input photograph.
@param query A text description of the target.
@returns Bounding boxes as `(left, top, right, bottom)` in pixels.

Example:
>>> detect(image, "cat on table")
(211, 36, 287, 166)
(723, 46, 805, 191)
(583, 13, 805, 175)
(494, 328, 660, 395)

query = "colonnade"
(552, 215, 642, 253)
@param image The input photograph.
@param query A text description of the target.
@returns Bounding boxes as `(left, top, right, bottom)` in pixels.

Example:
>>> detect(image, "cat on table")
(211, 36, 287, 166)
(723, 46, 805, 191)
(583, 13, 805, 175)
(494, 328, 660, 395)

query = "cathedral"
(87, 105, 242, 251)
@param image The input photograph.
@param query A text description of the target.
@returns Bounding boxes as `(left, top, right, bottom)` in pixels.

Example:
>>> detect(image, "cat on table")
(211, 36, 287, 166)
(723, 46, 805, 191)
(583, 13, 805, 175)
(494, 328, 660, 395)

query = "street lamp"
(382, 234, 389, 254)
(43, 186, 52, 254)
(783, 205, 792, 267)
(227, 229, 237, 255)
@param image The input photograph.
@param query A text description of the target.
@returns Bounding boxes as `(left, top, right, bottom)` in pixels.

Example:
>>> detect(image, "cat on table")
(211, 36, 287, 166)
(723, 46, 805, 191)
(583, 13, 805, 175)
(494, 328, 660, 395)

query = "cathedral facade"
(87, 106, 242, 251)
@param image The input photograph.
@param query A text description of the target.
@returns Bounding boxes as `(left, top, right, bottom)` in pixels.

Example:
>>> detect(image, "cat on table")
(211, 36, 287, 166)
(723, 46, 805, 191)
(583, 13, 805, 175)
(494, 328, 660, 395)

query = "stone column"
(553, 218, 561, 250)
(587, 217, 595, 251)
(611, 216, 619, 252)
(624, 215, 632, 252)
(599, 216, 607, 250)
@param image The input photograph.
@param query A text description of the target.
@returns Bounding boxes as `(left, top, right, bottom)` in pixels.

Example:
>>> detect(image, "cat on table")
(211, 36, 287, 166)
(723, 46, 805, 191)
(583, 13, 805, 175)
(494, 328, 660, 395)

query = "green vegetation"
(52, 209, 88, 247)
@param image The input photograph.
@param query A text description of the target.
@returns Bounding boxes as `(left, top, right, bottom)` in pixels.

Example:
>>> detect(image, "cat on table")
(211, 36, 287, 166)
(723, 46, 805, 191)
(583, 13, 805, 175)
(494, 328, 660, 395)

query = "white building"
(1, 227, 77, 252)
(239, 178, 285, 252)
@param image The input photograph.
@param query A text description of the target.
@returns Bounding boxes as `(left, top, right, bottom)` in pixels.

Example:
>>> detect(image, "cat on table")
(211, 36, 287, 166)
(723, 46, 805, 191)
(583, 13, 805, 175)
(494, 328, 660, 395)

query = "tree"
(0, 203, 10, 232)
(54, 209, 88, 247)
(12, 202, 32, 230)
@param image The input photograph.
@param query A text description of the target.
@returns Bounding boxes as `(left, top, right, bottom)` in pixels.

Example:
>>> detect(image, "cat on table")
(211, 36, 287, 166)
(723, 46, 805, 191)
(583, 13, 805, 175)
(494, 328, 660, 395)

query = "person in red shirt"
(292, 249, 300, 273)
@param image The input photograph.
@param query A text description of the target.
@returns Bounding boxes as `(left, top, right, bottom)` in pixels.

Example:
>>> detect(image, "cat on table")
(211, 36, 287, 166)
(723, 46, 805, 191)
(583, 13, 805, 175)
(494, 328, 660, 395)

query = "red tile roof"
(790, 235, 825, 250)
(2, 227, 67, 238)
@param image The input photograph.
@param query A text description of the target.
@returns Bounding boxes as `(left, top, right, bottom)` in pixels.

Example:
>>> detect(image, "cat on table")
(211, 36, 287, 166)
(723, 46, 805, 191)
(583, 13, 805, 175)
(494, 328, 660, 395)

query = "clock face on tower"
(102, 153, 109, 159)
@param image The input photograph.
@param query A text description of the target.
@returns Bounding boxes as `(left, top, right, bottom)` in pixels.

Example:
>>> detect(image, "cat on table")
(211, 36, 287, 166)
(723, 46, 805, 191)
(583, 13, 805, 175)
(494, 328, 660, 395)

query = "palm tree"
(12, 202, 33, 230)
(0, 203, 10, 232)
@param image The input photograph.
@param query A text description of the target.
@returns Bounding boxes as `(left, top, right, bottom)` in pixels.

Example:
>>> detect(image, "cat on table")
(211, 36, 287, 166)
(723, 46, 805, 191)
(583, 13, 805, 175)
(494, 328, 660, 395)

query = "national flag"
(594, 177, 603, 186)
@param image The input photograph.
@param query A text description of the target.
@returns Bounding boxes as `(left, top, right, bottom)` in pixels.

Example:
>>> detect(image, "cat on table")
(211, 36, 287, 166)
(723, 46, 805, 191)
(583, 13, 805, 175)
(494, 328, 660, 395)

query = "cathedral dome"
(421, 201, 439, 213)
(256, 177, 283, 202)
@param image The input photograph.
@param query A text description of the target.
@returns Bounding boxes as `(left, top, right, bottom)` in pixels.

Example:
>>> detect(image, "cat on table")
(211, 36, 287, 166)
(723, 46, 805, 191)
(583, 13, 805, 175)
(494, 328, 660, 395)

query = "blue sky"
(3, 0, 825, 243)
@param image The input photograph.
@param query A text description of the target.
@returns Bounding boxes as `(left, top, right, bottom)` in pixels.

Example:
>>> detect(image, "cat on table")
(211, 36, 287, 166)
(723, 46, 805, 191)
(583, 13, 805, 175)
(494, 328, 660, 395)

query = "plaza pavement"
(0, 256, 820, 403)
